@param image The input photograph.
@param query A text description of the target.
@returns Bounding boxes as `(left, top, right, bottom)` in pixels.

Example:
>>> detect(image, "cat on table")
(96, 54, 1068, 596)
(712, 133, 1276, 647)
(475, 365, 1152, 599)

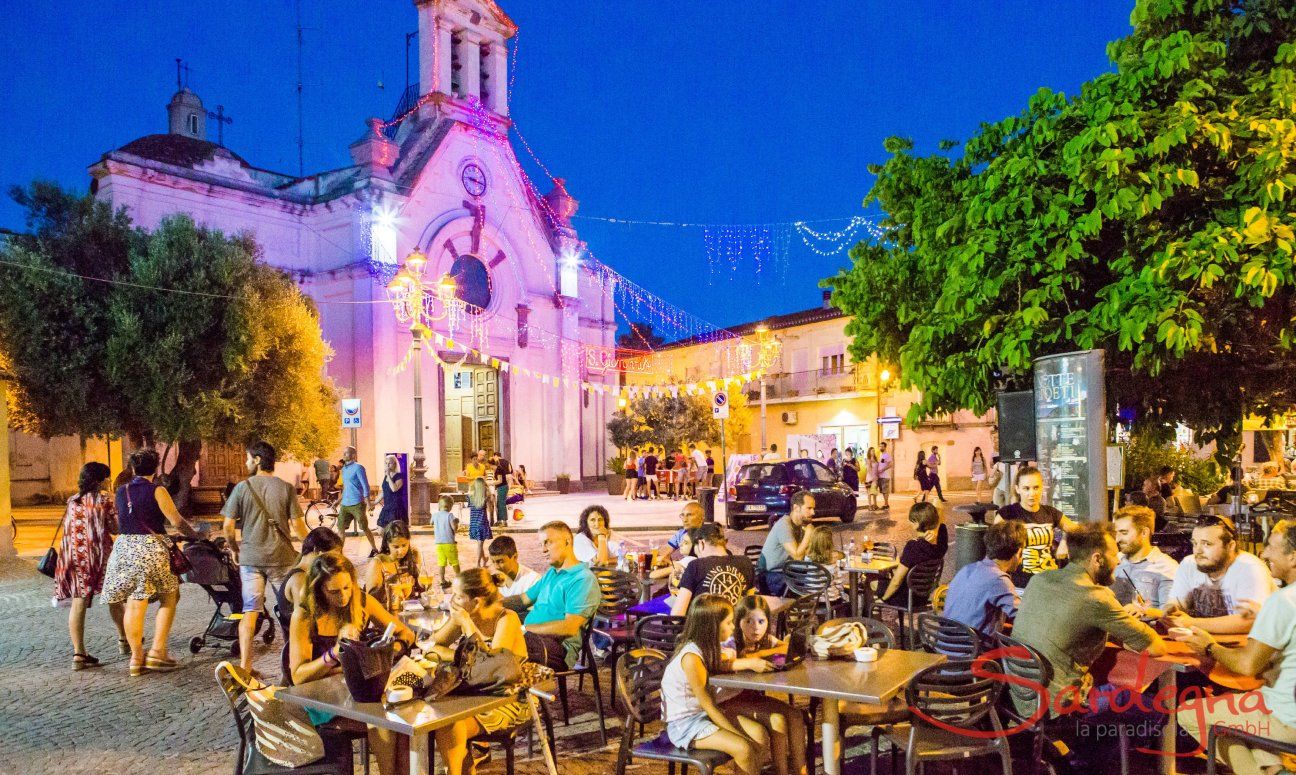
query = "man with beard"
(1013, 522, 1165, 717)
(1164, 515, 1274, 634)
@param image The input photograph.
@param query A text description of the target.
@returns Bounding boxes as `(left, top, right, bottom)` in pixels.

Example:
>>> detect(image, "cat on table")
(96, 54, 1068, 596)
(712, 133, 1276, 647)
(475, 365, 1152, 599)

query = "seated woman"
(428, 568, 533, 775)
(805, 530, 846, 612)
(363, 521, 425, 612)
(573, 505, 626, 567)
(274, 527, 345, 682)
(632, 528, 699, 617)
(878, 502, 948, 606)
(289, 553, 416, 775)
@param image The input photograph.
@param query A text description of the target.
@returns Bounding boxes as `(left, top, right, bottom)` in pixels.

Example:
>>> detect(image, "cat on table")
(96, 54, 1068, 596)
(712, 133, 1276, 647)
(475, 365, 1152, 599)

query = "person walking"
(467, 477, 492, 567)
(863, 447, 879, 510)
(375, 455, 407, 528)
(492, 454, 512, 526)
(55, 462, 127, 670)
(102, 448, 203, 676)
(914, 451, 933, 502)
(971, 447, 988, 501)
(222, 441, 308, 675)
(840, 448, 860, 495)
(337, 446, 378, 557)
(926, 445, 946, 502)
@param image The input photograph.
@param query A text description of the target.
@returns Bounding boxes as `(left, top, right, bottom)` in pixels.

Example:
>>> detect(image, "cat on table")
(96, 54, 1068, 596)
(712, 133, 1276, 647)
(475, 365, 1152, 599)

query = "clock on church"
(461, 164, 487, 197)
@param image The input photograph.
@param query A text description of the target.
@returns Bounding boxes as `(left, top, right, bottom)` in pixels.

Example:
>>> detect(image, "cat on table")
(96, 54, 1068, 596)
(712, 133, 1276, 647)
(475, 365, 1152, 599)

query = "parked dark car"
(725, 458, 857, 529)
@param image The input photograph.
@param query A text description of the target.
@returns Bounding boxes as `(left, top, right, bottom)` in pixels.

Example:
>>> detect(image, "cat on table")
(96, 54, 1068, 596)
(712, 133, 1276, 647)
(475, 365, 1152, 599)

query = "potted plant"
(556, 473, 573, 494)
(606, 455, 626, 495)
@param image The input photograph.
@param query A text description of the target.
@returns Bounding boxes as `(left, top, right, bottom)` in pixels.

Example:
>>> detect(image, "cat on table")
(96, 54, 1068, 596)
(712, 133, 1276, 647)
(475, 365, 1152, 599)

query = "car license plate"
(745, 504, 767, 512)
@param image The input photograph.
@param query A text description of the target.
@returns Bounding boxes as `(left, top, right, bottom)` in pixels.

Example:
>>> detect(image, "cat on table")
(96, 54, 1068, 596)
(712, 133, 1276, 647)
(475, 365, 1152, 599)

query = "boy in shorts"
(432, 495, 460, 587)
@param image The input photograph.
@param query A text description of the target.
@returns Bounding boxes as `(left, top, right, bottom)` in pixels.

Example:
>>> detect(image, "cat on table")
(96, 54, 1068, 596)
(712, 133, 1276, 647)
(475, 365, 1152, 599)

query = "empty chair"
(915, 613, 980, 659)
(552, 618, 608, 745)
(813, 617, 901, 772)
(872, 557, 943, 648)
(634, 614, 687, 653)
(744, 544, 763, 566)
(872, 659, 1012, 775)
(614, 648, 732, 775)
(778, 594, 820, 639)
(782, 559, 834, 600)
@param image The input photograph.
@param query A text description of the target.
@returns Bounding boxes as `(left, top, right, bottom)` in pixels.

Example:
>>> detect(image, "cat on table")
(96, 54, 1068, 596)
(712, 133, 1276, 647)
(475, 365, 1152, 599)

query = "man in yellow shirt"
(463, 449, 487, 480)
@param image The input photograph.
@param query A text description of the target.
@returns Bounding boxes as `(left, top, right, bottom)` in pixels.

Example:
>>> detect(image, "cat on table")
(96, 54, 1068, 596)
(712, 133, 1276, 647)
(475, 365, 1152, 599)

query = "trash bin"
(698, 486, 718, 523)
(954, 522, 988, 573)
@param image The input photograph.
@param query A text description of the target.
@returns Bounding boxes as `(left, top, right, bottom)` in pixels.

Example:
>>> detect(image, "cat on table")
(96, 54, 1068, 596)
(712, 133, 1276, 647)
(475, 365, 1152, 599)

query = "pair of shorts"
(435, 543, 460, 567)
(337, 503, 369, 531)
(666, 713, 720, 749)
(102, 534, 180, 604)
(240, 564, 293, 612)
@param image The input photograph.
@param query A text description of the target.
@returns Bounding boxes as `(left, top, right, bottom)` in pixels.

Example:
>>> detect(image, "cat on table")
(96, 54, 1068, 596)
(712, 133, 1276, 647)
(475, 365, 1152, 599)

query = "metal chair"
(778, 593, 820, 638)
(614, 648, 732, 775)
(782, 559, 834, 599)
(744, 544, 763, 566)
(915, 613, 980, 659)
(872, 557, 944, 648)
(1207, 718, 1296, 775)
(553, 618, 609, 745)
(871, 541, 898, 560)
(593, 567, 646, 706)
(871, 659, 1012, 775)
(214, 662, 357, 775)
(814, 617, 900, 772)
(994, 633, 1130, 775)
(634, 614, 687, 652)
(477, 695, 557, 775)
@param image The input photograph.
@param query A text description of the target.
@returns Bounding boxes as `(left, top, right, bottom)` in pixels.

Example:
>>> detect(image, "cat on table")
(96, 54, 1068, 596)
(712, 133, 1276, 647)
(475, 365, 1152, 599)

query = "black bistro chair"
(634, 614, 687, 653)
(871, 659, 1013, 775)
(553, 618, 609, 745)
(778, 593, 821, 639)
(872, 557, 944, 648)
(813, 617, 902, 772)
(214, 662, 356, 775)
(915, 613, 980, 659)
(593, 567, 645, 706)
(783, 559, 834, 600)
(614, 648, 732, 775)
(744, 544, 763, 566)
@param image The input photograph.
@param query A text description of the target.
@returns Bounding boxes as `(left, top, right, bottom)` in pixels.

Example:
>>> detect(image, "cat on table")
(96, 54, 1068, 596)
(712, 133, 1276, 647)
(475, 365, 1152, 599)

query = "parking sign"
(712, 391, 730, 419)
(341, 398, 362, 428)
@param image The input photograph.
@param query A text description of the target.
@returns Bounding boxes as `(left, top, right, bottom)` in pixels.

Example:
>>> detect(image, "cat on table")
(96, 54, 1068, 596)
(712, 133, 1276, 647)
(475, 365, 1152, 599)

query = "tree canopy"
(0, 184, 342, 504)
(825, 0, 1296, 456)
(608, 393, 721, 453)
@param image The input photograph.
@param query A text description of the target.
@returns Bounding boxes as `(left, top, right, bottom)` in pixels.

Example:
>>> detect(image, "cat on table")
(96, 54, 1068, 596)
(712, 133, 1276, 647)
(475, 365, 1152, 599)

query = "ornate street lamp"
(387, 250, 461, 524)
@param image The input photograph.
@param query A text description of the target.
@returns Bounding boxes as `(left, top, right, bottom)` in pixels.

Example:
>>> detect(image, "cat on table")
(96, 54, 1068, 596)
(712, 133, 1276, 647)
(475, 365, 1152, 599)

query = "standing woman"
(863, 448, 879, 510)
(55, 462, 127, 670)
(101, 448, 203, 676)
(623, 450, 639, 500)
(374, 455, 407, 528)
(970, 447, 988, 501)
(840, 448, 860, 496)
(914, 451, 933, 502)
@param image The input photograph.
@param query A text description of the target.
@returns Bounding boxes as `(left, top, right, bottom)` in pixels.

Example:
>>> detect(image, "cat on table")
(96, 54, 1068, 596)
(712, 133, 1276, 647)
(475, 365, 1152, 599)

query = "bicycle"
(304, 495, 340, 530)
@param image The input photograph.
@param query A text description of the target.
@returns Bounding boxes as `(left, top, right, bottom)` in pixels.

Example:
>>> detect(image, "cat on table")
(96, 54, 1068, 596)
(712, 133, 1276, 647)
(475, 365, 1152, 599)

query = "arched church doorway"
(442, 363, 505, 477)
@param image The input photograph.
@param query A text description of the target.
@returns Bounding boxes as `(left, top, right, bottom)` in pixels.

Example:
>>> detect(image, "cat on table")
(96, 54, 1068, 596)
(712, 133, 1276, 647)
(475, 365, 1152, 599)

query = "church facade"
(14, 0, 616, 498)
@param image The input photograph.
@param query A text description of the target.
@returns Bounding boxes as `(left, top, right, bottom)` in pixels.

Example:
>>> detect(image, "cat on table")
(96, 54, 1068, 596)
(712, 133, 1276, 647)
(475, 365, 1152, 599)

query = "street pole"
(759, 377, 767, 451)
(409, 327, 431, 524)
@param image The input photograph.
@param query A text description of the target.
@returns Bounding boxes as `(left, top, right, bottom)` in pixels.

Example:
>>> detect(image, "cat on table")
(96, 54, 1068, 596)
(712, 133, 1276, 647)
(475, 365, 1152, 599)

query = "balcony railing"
(744, 364, 875, 400)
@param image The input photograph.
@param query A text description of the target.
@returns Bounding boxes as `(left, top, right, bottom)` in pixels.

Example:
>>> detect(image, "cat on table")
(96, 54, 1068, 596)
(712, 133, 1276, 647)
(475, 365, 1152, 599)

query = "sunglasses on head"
(1195, 514, 1238, 540)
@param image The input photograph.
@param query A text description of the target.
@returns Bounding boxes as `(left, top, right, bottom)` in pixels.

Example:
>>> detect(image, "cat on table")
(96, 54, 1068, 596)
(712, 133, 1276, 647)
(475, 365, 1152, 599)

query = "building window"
(820, 354, 845, 375)
(450, 255, 492, 313)
(188, 113, 199, 135)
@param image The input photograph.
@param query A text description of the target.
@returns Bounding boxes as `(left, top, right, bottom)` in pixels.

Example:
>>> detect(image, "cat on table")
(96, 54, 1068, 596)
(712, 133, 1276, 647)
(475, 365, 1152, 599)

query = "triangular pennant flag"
(670, 386, 679, 397)
(446, 338, 457, 349)
(705, 380, 716, 392)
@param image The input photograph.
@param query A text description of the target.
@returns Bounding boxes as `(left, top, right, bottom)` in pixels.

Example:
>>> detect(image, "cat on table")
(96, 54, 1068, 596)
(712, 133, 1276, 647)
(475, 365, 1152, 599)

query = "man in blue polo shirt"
(507, 520, 602, 669)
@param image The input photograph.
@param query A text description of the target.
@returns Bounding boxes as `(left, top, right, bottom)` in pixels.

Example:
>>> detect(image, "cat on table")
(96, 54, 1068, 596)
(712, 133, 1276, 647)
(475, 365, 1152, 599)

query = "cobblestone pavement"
(0, 498, 978, 775)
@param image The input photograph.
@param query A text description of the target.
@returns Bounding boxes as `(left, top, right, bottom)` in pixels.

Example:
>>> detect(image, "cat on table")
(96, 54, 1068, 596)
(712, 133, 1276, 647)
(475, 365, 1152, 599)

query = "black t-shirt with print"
(679, 554, 756, 605)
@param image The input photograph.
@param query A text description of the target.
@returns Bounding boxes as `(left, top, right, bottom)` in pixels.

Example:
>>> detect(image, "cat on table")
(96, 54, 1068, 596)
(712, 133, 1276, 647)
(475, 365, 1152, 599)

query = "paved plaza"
(0, 491, 969, 775)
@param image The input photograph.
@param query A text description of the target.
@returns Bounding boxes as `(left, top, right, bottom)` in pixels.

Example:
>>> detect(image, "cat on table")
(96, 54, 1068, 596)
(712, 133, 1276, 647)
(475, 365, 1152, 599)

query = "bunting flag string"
(420, 331, 764, 398)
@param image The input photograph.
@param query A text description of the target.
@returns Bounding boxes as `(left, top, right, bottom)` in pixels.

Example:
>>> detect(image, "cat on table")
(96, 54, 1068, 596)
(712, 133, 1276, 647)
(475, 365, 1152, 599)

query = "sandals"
(145, 653, 179, 672)
(72, 653, 101, 671)
(118, 638, 130, 655)
(129, 662, 150, 677)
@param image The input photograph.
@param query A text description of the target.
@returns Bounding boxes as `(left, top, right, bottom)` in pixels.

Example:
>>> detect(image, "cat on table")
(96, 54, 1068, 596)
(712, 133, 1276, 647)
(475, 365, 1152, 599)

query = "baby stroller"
(180, 538, 274, 656)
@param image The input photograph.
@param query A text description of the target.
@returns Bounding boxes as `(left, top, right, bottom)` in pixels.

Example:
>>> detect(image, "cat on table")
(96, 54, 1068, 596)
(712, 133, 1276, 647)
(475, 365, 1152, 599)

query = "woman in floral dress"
(55, 462, 127, 669)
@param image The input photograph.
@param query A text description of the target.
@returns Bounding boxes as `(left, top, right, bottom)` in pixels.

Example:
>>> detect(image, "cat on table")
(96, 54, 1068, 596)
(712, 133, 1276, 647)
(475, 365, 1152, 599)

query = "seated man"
(488, 535, 542, 599)
(1013, 521, 1165, 716)
(1178, 519, 1296, 775)
(505, 521, 602, 670)
(757, 491, 817, 596)
(943, 520, 1025, 638)
(1165, 515, 1274, 635)
(667, 500, 705, 551)
(671, 523, 755, 615)
(1111, 505, 1178, 611)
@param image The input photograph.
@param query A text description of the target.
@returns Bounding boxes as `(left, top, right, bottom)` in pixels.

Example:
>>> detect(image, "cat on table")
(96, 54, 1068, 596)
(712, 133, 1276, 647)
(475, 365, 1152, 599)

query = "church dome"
(115, 134, 247, 169)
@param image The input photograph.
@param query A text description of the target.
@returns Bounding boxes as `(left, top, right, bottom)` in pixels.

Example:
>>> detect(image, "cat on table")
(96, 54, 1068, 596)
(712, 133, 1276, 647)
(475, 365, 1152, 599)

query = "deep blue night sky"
(0, 1, 1133, 331)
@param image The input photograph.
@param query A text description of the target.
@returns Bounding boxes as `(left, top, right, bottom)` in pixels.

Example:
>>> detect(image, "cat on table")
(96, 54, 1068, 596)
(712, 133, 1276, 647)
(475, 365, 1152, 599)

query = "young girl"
(971, 446, 988, 500)
(467, 477, 491, 567)
(653, 527, 698, 601)
(663, 595, 768, 775)
(864, 447, 879, 510)
(806, 530, 846, 611)
(364, 521, 424, 611)
(731, 595, 784, 658)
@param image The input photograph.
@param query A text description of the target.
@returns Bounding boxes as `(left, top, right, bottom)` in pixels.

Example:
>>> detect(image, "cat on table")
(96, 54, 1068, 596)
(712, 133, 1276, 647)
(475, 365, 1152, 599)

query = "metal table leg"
(823, 697, 841, 775)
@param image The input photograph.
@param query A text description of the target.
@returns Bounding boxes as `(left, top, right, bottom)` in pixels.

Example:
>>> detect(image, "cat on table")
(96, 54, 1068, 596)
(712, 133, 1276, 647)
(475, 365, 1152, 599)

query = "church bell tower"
(416, 0, 516, 117)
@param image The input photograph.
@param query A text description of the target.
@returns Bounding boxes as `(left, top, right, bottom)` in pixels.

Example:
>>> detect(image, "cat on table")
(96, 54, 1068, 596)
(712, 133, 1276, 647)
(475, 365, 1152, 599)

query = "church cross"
(207, 104, 234, 146)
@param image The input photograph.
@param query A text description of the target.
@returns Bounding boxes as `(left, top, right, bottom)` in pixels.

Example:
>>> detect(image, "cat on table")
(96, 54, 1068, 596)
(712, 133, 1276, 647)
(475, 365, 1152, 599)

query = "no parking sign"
(712, 391, 730, 419)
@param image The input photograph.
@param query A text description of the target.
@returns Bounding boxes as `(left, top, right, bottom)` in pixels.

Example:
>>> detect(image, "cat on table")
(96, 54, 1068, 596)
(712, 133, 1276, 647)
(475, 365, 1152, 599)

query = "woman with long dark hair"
(914, 450, 933, 502)
(55, 462, 127, 669)
(573, 504, 625, 566)
(363, 520, 424, 611)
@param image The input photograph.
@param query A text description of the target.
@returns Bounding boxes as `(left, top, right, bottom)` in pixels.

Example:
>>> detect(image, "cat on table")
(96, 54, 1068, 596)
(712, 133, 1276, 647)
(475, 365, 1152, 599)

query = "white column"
(455, 32, 481, 100)
(416, 4, 439, 96)
(485, 40, 508, 116)
(437, 23, 453, 96)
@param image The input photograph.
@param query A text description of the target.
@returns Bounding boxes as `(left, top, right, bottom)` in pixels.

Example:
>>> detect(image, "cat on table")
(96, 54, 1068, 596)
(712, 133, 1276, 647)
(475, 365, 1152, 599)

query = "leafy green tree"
(0, 185, 341, 510)
(825, 0, 1296, 459)
(608, 392, 721, 454)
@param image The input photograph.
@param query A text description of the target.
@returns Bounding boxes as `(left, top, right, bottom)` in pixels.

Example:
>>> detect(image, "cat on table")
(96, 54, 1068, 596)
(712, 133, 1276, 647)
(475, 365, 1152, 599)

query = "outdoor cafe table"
(711, 650, 945, 775)
(843, 556, 900, 617)
(1100, 634, 1253, 775)
(278, 674, 513, 775)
